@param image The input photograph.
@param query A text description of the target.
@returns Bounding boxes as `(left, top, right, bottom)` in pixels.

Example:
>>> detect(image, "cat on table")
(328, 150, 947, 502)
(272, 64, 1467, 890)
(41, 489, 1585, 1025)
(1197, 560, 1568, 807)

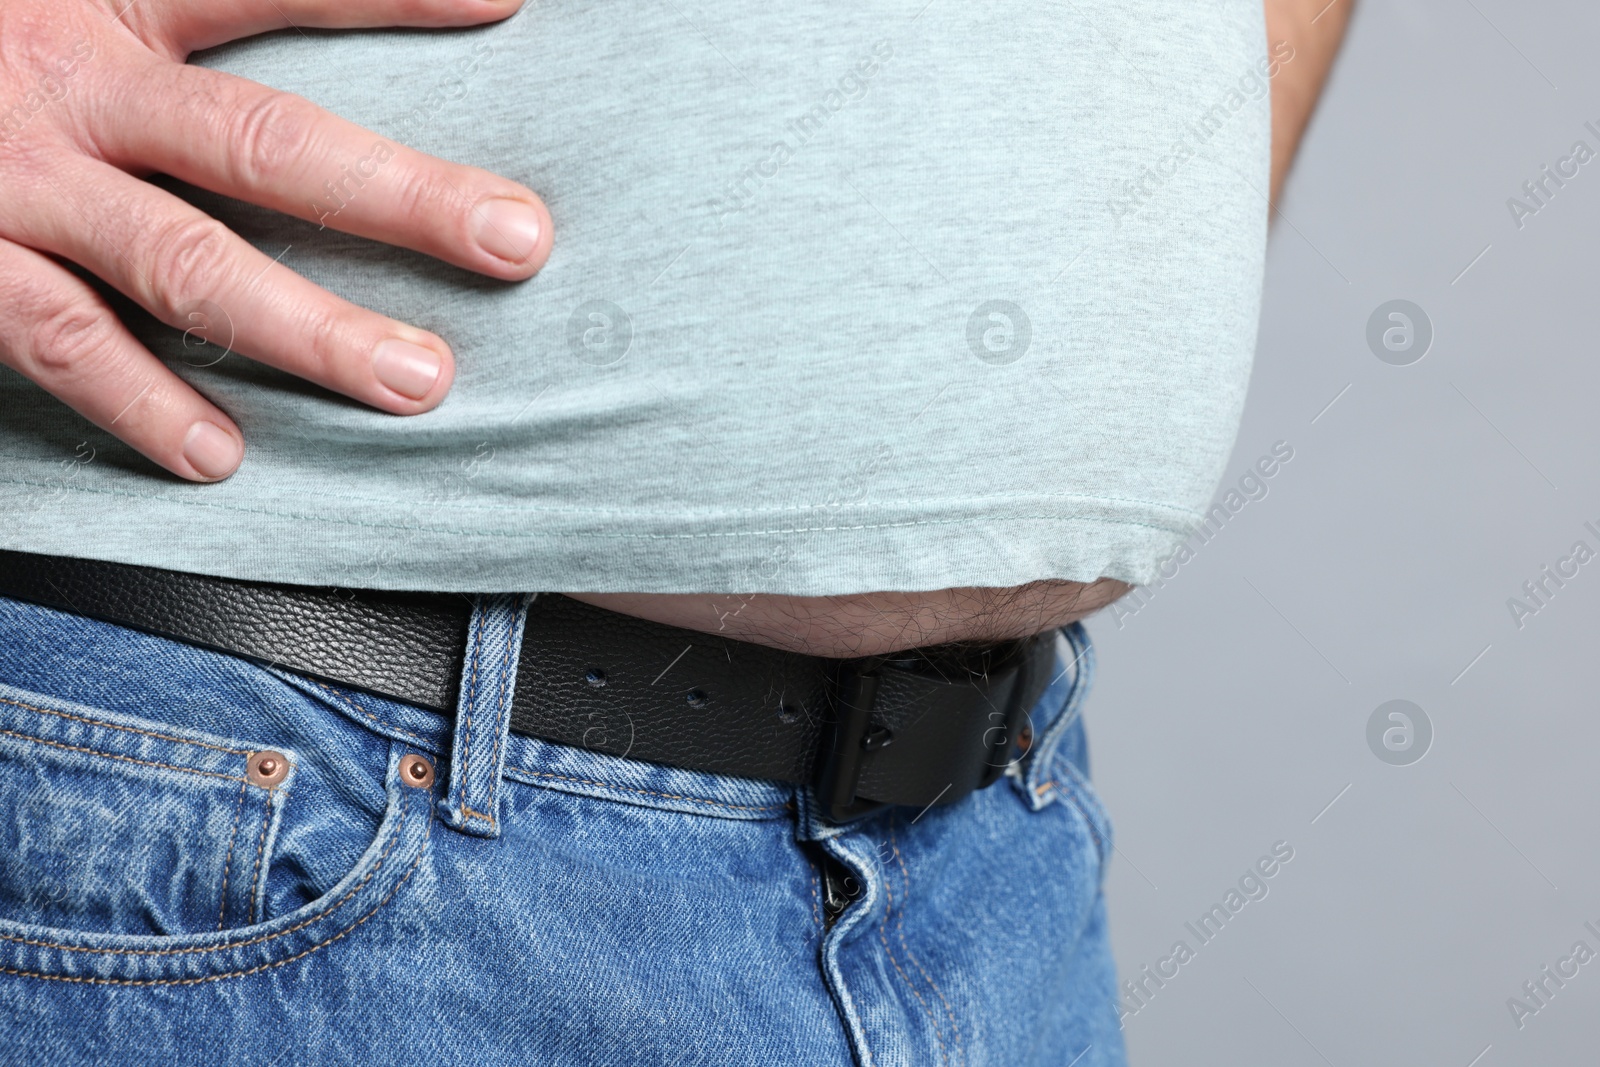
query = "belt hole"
(862, 724, 894, 752)
(584, 668, 608, 688)
(685, 688, 709, 709)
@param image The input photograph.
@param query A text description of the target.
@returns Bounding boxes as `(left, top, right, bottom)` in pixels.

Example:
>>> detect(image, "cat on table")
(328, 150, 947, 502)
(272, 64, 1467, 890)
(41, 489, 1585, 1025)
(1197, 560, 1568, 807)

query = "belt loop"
(440, 593, 535, 839)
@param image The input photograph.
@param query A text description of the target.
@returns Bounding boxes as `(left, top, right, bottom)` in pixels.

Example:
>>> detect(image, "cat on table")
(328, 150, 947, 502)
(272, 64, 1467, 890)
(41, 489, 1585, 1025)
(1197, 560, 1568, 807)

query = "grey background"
(1085, 1, 1600, 1064)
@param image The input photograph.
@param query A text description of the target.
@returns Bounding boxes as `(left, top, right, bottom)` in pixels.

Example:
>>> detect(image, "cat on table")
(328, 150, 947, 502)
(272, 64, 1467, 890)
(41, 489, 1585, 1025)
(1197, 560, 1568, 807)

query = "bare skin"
(0, 0, 552, 481)
(571, 581, 1135, 659)
(11, 0, 1348, 656)
(577, 0, 1354, 657)
(1265, 0, 1353, 207)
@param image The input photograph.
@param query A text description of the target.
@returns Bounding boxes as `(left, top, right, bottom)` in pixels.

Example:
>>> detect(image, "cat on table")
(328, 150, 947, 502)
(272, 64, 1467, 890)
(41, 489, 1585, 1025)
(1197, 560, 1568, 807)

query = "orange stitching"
(890, 824, 966, 1067)
(0, 727, 244, 784)
(245, 796, 272, 926)
(305, 680, 428, 747)
(0, 800, 414, 956)
(878, 846, 950, 1067)
(0, 696, 250, 755)
(460, 805, 496, 824)
(504, 765, 790, 813)
(216, 780, 247, 931)
(0, 818, 433, 986)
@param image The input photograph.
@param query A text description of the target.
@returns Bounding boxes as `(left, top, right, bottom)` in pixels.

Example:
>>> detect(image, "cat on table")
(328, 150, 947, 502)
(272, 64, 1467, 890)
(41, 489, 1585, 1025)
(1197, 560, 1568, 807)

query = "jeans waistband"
(0, 593, 1091, 827)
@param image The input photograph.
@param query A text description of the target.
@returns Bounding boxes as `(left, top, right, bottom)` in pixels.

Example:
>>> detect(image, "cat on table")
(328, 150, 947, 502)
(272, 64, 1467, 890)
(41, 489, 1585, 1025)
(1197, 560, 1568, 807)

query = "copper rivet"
(399, 754, 435, 789)
(1017, 725, 1034, 751)
(246, 750, 291, 789)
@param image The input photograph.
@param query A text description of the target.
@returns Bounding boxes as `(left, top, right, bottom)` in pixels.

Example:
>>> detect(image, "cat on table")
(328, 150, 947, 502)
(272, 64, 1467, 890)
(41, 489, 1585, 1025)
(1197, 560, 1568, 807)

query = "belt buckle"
(813, 638, 1042, 824)
(814, 660, 891, 824)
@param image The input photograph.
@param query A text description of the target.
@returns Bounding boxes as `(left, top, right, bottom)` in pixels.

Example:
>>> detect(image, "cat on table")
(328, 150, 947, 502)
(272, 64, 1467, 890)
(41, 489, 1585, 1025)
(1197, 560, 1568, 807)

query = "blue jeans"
(0, 593, 1125, 1066)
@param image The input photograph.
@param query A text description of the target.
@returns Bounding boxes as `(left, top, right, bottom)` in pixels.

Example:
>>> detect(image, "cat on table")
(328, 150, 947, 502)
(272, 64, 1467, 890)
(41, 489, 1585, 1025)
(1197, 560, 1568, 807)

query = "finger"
(95, 60, 552, 280)
(150, 0, 527, 55)
(11, 154, 457, 415)
(0, 236, 244, 482)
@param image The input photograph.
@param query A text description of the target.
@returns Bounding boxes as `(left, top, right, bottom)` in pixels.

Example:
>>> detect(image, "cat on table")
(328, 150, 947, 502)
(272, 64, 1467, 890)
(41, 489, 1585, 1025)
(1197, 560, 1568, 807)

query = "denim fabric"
(0, 594, 1125, 1066)
(439, 594, 534, 838)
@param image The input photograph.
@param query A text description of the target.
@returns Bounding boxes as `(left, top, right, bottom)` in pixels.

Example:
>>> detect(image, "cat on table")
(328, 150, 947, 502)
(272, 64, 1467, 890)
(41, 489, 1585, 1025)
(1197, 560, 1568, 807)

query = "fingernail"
(472, 198, 542, 263)
(373, 339, 443, 401)
(182, 421, 242, 479)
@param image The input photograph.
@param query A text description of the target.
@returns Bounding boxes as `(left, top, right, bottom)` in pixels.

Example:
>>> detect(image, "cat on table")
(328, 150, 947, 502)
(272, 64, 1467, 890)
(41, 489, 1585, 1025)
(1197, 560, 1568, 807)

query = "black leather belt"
(0, 549, 1054, 821)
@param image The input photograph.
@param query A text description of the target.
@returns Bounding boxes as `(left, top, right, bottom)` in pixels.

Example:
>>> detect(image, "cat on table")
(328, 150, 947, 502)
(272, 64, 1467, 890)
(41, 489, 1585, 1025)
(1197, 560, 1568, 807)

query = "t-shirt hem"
(0, 482, 1196, 595)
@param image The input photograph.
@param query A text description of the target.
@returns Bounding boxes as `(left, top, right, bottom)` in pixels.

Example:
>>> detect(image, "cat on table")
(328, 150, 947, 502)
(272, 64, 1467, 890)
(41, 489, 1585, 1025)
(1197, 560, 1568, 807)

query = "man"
(0, 0, 1348, 1062)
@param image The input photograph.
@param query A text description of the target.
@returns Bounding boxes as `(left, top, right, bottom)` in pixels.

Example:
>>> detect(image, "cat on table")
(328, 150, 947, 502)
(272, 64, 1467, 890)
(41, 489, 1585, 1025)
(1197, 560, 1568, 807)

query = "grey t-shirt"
(0, 0, 1270, 594)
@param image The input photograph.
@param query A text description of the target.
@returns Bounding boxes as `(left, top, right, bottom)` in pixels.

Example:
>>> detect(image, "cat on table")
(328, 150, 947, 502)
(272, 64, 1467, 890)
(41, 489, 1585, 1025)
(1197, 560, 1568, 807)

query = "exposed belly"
(569, 580, 1130, 658)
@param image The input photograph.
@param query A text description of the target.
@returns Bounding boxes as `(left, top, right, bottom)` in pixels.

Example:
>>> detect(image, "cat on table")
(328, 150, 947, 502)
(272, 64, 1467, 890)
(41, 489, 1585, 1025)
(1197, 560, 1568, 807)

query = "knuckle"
(229, 91, 319, 188)
(145, 216, 233, 317)
(30, 303, 119, 381)
(293, 303, 354, 382)
(392, 164, 468, 233)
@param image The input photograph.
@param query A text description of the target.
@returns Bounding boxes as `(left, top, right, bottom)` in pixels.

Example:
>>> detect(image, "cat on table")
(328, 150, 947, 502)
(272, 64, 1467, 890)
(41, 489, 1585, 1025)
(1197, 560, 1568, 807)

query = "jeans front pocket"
(0, 684, 293, 937)
(0, 594, 436, 988)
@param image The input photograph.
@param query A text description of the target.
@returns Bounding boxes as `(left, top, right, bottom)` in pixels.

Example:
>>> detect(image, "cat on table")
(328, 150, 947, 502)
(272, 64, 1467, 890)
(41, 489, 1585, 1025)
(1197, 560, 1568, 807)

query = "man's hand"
(0, 0, 552, 481)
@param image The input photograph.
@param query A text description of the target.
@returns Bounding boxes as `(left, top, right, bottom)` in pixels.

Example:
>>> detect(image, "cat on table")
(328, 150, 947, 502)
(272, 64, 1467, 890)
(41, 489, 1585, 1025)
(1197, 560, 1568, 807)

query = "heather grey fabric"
(0, 0, 1270, 594)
